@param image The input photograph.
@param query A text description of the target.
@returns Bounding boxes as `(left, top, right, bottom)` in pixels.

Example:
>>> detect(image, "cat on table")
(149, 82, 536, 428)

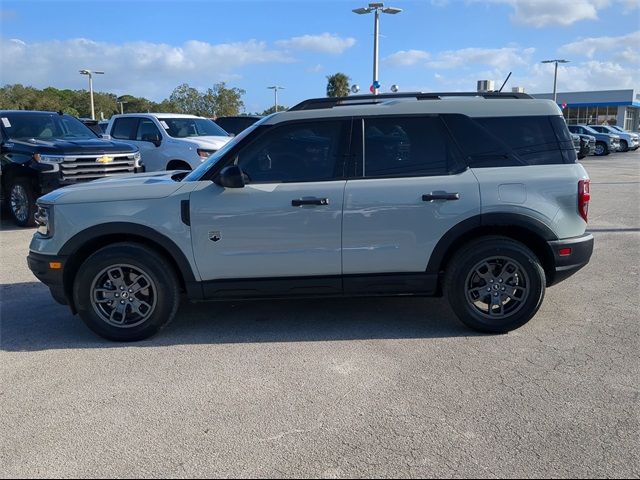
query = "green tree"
(326, 73, 350, 98)
(260, 105, 288, 116)
(169, 83, 203, 115)
(202, 82, 246, 117)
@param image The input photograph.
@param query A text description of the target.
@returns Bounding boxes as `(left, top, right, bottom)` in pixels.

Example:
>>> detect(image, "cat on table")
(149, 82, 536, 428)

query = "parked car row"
(567, 124, 639, 156)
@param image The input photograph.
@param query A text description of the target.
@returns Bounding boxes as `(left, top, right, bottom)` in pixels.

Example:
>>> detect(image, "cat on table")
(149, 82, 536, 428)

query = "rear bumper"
(27, 251, 69, 305)
(547, 234, 594, 286)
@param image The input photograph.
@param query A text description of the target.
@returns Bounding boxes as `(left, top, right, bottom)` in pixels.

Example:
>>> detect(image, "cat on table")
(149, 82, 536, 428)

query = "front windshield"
(1, 113, 98, 140)
(162, 117, 228, 138)
(183, 121, 263, 182)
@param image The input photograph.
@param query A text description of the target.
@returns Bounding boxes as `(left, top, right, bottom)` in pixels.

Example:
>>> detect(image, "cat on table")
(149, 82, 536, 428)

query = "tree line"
(0, 72, 353, 119)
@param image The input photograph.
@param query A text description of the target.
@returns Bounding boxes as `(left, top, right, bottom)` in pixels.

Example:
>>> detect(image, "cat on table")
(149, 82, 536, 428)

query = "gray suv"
(28, 92, 594, 341)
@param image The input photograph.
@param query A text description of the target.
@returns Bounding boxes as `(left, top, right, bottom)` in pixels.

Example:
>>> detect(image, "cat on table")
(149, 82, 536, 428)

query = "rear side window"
(362, 116, 462, 178)
(111, 117, 138, 140)
(474, 116, 566, 165)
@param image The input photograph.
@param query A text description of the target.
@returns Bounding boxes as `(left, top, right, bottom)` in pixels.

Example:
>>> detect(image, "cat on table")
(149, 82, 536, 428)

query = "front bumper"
(547, 233, 594, 286)
(27, 251, 69, 305)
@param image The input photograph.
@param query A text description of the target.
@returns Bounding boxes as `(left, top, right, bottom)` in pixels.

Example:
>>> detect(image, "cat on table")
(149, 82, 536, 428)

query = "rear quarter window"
(444, 114, 573, 167)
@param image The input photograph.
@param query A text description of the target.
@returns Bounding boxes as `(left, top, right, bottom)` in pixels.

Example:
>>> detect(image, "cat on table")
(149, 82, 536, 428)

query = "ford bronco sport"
(28, 92, 594, 341)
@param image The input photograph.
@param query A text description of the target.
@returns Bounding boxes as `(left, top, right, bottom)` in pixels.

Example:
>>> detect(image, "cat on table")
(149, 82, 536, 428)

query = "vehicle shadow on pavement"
(1, 282, 478, 352)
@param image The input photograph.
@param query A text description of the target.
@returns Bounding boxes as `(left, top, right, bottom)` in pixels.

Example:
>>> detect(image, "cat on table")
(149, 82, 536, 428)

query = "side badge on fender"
(208, 231, 221, 242)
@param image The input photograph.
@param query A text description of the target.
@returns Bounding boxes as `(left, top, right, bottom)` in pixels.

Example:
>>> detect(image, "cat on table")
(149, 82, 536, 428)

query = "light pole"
(353, 2, 402, 95)
(267, 86, 284, 112)
(541, 59, 569, 104)
(79, 69, 104, 120)
(117, 99, 128, 115)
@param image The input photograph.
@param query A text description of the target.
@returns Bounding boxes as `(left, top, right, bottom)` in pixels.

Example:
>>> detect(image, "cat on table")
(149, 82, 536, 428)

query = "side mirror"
(216, 165, 246, 188)
(142, 133, 162, 147)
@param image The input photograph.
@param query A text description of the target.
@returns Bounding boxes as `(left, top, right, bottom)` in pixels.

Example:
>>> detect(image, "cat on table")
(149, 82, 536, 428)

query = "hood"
(39, 171, 190, 205)
(10, 137, 137, 155)
(177, 135, 231, 150)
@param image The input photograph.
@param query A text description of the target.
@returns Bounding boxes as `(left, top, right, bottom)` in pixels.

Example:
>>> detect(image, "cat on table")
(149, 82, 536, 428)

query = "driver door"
(189, 119, 351, 294)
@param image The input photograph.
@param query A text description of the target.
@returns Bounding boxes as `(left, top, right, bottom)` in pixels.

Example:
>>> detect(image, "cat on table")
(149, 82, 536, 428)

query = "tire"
(73, 243, 180, 341)
(619, 140, 628, 152)
(594, 141, 609, 156)
(444, 236, 546, 333)
(7, 178, 36, 227)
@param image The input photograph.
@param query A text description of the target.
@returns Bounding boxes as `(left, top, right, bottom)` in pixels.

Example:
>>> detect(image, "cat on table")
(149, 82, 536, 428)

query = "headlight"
(34, 154, 65, 164)
(35, 204, 53, 238)
(197, 149, 215, 159)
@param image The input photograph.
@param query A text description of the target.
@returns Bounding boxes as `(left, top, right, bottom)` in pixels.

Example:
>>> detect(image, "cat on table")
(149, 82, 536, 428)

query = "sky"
(0, 0, 638, 113)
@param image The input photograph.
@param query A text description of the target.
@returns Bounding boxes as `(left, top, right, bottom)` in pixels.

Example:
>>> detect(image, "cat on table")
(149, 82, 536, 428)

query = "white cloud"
(472, 0, 638, 27)
(276, 33, 356, 54)
(0, 37, 293, 99)
(527, 60, 638, 92)
(384, 50, 430, 67)
(306, 64, 324, 73)
(426, 47, 536, 70)
(560, 31, 640, 64)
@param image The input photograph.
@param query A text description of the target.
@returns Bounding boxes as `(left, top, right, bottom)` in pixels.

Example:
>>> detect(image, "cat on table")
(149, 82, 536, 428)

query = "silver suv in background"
(567, 124, 621, 156)
(588, 124, 639, 152)
(105, 113, 232, 171)
(28, 92, 593, 341)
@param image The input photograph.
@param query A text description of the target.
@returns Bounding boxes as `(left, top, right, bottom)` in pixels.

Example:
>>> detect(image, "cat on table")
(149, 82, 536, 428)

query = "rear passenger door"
(342, 115, 480, 286)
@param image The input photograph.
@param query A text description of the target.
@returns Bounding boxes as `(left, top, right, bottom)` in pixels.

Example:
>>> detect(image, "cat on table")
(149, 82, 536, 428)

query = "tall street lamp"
(541, 59, 569, 104)
(353, 2, 402, 95)
(79, 69, 104, 120)
(267, 86, 284, 112)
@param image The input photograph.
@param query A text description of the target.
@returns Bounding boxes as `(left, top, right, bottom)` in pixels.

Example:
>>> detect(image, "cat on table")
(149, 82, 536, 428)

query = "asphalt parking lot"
(1, 152, 639, 478)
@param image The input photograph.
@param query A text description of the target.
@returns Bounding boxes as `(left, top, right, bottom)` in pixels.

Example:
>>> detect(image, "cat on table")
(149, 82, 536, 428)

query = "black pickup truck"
(0, 111, 142, 226)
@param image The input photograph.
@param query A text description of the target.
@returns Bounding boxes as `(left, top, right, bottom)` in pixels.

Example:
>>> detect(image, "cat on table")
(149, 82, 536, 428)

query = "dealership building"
(532, 89, 640, 131)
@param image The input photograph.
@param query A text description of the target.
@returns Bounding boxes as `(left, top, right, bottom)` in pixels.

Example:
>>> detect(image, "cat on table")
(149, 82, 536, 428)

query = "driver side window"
(235, 121, 346, 183)
(136, 119, 161, 141)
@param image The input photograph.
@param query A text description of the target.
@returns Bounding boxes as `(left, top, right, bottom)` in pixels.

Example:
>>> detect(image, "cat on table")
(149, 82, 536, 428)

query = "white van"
(105, 113, 231, 171)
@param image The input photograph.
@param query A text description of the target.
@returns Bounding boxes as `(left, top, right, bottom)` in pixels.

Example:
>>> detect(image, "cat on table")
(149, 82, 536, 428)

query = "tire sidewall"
(73, 244, 179, 341)
(619, 140, 628, 152)
(595, 142, 608, 156)
(446, 238, 546, 333)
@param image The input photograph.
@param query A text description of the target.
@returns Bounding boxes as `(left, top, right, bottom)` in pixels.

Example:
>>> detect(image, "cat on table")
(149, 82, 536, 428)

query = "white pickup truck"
(105, 113, 232, 171)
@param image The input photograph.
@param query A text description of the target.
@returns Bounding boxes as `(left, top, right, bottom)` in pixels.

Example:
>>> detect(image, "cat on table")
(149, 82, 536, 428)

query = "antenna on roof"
(498, 72, 512, 93)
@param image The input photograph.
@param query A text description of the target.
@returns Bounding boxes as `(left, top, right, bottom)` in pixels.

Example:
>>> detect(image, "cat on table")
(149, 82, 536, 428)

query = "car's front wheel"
(444, 236, 546, 333)
(594, 141, 609, 156)
(7, 178, 36, 227)
(619, 140, 628, 152)
(73, 243, 180, 341)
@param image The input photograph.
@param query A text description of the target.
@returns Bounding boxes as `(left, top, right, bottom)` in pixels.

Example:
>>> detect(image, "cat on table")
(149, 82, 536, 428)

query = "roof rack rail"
(289, 91, 534, 111)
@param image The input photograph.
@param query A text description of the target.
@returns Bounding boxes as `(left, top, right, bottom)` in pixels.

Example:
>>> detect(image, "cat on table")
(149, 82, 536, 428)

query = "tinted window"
(363, 116, 459, 178)
(136, 118, 161, 141)
(162, 118, 228, 138)
(236, 121, 346, 183)
(442, 114, 520, 168)
(0, 113, 97, 140)
(475, 116, 564, 165)
(111, 117, 139, 140)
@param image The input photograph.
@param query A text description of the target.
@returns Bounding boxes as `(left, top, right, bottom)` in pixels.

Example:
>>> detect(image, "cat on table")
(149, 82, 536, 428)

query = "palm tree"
(326, 73, 351, 98)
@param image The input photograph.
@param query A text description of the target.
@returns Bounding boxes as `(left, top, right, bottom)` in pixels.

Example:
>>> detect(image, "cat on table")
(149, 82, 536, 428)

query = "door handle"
(291, 198, 329, 207)
(422, 192, 460, 202)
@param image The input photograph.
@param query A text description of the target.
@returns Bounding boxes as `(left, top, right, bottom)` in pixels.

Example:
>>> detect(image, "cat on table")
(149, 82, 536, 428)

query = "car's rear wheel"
(444, 236, 546, 333)
(73, 243, 180, 341)
(594, 141, 609, 156)
(7, 178, 36, 227)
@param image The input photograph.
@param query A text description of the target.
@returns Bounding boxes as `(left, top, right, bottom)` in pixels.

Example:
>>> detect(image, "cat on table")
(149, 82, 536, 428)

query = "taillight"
(578, 179, 590, 222)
